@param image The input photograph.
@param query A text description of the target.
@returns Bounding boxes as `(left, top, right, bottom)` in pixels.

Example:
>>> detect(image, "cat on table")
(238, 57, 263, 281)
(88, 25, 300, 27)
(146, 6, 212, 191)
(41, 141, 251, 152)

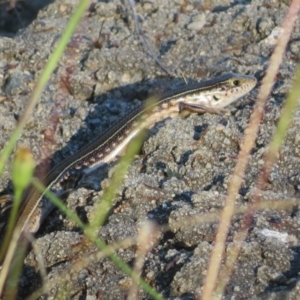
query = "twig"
(201, 1, 300, 299)
(126, 0, 174, 77)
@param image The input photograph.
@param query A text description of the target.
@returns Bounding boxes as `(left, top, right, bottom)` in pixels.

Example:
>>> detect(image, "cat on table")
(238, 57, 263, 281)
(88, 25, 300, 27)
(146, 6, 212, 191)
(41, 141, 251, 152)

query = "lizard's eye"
(213, 95, 219, 101)
(233, 80, 241, 86)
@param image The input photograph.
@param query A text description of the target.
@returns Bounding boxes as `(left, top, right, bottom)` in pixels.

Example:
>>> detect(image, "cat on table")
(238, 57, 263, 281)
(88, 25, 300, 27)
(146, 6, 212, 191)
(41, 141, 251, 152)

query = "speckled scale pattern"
(1, 0, 297, 298)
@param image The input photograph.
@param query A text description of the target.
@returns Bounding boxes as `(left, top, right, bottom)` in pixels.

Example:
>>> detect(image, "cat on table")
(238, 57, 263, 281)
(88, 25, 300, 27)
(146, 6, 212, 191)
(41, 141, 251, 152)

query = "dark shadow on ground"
(0, 0, 54, 37)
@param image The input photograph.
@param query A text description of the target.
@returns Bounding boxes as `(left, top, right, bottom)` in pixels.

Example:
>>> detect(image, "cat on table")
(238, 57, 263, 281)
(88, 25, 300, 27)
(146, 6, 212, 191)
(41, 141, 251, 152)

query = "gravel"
(1, 0, 300, 299)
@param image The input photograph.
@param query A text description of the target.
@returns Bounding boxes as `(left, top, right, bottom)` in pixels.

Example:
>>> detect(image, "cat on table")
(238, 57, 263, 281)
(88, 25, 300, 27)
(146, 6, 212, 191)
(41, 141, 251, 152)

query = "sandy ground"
(1, 0, 300, 299)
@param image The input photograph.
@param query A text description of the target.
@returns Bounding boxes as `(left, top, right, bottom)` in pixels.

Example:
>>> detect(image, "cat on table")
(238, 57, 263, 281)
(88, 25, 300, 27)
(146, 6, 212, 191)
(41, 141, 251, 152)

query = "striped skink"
(0, 73, 257, 265)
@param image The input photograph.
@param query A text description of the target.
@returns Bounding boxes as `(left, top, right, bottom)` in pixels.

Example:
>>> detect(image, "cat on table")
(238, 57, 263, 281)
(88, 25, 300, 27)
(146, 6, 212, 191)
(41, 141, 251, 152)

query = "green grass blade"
(0, 0, 90, 177)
